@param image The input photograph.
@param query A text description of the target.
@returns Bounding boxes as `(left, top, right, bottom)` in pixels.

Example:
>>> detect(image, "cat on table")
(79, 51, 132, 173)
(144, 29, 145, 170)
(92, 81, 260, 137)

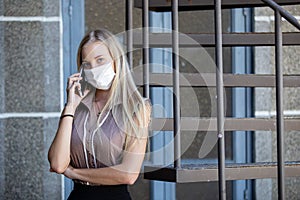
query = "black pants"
(67, 183, 132, 200)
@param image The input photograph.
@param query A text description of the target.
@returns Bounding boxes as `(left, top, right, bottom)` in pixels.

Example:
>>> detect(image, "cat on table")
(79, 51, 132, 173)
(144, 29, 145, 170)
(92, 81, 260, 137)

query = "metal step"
(132, 32, 300, 47)
(133, 73, 300, 87)
(134, 0, 300, 11)
(144, 161, 300, 182)
(150, 117, 300, 131)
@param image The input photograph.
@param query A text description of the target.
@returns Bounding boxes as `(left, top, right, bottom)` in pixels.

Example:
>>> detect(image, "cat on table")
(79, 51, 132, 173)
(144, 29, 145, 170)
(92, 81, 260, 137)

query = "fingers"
(70, 72, 81, 78)
(67, 73, 82, 90)
(69, 81, 81, 96)
(66, 73, 89, 107)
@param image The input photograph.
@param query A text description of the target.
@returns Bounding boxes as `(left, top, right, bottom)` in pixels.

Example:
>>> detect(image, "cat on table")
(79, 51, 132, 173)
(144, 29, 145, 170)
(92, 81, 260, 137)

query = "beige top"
(70, 91, 148, 169)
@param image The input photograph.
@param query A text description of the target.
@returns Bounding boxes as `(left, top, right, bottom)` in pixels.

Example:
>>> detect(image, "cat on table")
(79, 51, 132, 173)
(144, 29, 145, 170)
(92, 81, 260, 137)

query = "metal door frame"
(61, 0, 84, 198)
(231, 8, 254, 200)
(149, 11, 176, 200)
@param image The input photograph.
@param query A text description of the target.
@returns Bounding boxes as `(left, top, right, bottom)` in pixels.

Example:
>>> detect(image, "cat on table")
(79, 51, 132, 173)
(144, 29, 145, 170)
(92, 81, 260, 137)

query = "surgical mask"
(84, 62, 115, 90)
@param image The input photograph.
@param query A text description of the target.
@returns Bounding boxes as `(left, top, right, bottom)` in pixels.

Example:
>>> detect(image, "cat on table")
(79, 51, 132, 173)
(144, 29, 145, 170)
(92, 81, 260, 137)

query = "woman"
(48, 29, 151, 200)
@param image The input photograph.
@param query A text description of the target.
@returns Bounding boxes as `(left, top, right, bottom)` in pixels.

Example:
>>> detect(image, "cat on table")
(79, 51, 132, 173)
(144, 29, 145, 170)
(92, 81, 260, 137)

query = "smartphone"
(77, 67, 86, 96)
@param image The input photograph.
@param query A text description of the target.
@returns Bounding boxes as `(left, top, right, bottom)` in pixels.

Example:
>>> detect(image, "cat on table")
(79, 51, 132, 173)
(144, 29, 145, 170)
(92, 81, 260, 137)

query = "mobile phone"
(77, 67, 86, 96)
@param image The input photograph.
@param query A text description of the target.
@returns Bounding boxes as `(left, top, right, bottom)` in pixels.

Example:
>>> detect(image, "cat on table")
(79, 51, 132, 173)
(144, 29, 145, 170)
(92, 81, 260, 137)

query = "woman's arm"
(48, 73, 88, 174)
(64, 136, 148, 185)
(47, 104, 75, 174)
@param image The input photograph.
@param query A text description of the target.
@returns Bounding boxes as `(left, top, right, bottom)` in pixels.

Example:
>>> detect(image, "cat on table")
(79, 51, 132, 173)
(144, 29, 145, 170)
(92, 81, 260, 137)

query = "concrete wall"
(254, 5, 300, 200)
(0, 0, 62, 199)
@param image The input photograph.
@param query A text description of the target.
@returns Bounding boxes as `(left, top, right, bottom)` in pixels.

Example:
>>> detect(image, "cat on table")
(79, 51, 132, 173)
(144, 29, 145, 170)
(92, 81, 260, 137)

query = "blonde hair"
(77, 29, 151, 147)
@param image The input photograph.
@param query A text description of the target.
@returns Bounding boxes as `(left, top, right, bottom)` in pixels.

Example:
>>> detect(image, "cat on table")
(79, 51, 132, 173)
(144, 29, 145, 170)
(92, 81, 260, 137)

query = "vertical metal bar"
(275, 10, 285, 200)
(142, 0, 150, 98)
(214, 0, 226, 199)
(126, 0, 133, 69)
(172, 0, 181, 168)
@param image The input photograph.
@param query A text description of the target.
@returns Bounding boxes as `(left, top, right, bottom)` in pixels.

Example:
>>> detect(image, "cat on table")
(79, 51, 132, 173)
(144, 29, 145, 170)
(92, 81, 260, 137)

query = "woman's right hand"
(66, 72, 90, 110)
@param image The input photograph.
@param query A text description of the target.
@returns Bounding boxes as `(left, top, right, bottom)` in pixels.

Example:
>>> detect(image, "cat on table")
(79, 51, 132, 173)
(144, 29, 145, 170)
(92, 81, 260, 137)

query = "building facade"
(0, 0, 299, 199)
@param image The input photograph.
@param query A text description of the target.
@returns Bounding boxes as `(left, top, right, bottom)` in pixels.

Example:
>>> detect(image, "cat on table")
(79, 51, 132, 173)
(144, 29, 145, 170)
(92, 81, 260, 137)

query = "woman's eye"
(82, 63, 91, 69)
(97, 58, 104, 63)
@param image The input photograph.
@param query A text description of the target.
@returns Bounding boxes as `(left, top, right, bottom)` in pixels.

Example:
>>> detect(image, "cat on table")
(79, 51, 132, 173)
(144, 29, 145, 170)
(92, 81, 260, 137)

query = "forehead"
(82, 41, 111, 61)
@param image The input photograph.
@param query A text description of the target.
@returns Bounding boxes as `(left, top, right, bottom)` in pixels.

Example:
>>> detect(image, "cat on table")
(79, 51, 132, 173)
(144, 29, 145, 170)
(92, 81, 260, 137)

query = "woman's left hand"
(63, 165, 75, 179)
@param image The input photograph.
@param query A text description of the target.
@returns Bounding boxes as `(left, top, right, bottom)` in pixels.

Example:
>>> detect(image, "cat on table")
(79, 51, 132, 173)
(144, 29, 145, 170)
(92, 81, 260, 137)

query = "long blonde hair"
(77, 29, 151, 146)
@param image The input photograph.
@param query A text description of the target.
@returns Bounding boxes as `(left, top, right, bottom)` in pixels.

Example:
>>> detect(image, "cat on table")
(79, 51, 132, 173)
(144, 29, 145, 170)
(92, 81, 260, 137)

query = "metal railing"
(262, 1, 300, 199)
(214, 0, 226, 199)
(127, 0, 300, 199)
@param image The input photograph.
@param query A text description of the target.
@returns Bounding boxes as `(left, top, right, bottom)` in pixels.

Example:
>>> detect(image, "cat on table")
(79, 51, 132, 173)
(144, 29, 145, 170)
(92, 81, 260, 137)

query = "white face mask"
(84, 62, 115, 90)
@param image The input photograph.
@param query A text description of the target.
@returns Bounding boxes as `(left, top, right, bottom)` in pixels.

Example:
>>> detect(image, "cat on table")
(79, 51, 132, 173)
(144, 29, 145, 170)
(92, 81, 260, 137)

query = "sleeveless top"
(70, 92, 126, 168)
(70, 91, 149, 169)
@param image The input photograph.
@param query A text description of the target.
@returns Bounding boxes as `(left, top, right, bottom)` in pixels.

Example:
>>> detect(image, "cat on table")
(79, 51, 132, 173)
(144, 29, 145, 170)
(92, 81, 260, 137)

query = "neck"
(94, 88, 110, 102)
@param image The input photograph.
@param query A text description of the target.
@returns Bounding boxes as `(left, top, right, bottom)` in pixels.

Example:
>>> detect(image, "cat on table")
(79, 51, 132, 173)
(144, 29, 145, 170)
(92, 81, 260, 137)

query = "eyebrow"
(82, 54, 104, 62)
(95, 55, 104, 59)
